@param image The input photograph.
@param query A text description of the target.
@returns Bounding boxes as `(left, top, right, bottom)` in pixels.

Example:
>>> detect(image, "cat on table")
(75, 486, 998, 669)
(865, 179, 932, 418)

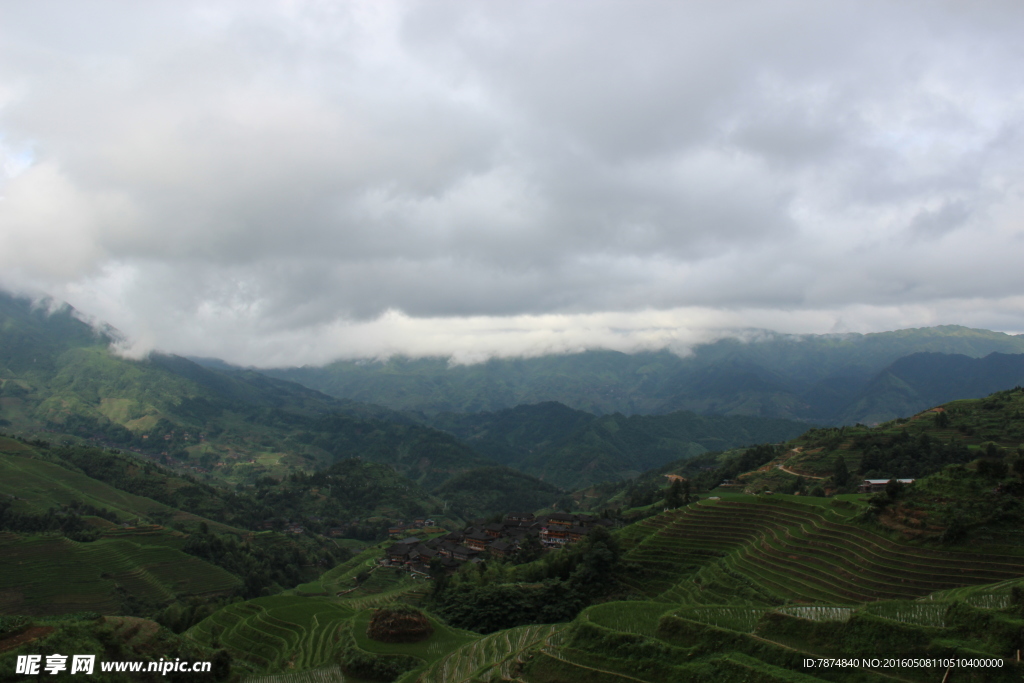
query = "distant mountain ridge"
(429, 401, 808, 489)
(838, 351, 1024, 425)
(262, 326, 1024, 424)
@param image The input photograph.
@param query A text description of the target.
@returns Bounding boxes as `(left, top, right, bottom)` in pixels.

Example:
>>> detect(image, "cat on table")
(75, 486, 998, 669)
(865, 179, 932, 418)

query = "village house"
(464, 531, 491, 552)
(546, 513, 575, 528)
(388, 522, 413, 537)
(385, 541, 415, 564)
(487, 540, 513, 558)
(507, 512, 536, 523)
(380, 510, 613, 574)
(452, 545, 479, 562)
(435, 539, 458, 558)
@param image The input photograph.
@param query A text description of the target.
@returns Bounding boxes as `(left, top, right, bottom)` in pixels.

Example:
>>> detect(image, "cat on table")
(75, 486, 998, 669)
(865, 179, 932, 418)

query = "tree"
(664, 479, 685, 509)
(514, 533, 542, 564)
(833, 456, 850, 488)
(211, 650, 231, 681)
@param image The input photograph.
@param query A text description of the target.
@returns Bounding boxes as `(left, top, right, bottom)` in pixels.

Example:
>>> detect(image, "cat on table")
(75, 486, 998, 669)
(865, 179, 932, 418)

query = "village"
(382, 511, 615, 575)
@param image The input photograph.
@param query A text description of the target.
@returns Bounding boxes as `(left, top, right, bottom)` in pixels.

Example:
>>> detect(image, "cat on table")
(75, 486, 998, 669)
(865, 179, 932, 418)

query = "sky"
(2, 1, 1024, 366)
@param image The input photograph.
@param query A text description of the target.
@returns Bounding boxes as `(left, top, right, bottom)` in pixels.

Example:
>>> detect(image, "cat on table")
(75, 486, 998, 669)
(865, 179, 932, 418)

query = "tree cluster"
(857, 431, 971, 480)
(182, 528, 346, 599)
(429, 526, 623, 633)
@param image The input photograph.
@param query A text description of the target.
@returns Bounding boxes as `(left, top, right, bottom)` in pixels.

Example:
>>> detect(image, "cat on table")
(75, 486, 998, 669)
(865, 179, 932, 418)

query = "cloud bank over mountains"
(2, 1, 1024, 365)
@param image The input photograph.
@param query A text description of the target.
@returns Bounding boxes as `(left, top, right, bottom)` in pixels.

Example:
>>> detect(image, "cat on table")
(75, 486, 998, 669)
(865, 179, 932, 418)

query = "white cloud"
(2, 1, 1024, 364)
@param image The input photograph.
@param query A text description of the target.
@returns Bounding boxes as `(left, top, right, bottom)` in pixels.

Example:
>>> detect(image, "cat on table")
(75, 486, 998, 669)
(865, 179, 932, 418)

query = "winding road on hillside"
(776, 464, 826, 479)
(776, 447, 827, 480)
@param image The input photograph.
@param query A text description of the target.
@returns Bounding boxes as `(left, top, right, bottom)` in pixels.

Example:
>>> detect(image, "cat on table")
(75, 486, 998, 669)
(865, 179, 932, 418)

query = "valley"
(4, 291, 1024, 681)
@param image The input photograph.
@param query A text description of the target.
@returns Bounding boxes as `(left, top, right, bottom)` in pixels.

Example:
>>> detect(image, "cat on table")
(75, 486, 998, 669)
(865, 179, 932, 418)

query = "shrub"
(366, 607, 433, 644)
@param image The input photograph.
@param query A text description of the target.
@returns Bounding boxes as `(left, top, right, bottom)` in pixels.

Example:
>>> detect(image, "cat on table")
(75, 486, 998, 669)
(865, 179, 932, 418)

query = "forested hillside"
(264, 326, 1024, 424)
(431, 402, 807, 489)
(0, 292, 524, 496)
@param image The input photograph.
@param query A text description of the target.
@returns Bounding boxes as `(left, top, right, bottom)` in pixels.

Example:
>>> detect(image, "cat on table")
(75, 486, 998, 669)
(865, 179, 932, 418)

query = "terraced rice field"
(245, 665, 344, 683)
(674, 606, 770, 632)
(0, 452, 171, 519)
(622, 499, 1024, 606)
(187, 596, 354, 673)
(334, 567, 427, 610)
(417, 624, 559, 683)
(0, 535, 238, 615)
(293, 547, 382, 596)
(861, 601, 949, 627)
(582, 601, 669, 637)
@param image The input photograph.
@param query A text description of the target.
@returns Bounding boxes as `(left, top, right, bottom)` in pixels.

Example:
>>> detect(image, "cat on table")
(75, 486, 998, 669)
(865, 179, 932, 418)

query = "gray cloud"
(3, 1, 1024, 363)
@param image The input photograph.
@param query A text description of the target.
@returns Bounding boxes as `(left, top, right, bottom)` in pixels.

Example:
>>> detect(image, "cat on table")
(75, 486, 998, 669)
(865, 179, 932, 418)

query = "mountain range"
(0, 291, 806, 500)
(7, 289, 1024, 681)
(261, 326, 1024, 424)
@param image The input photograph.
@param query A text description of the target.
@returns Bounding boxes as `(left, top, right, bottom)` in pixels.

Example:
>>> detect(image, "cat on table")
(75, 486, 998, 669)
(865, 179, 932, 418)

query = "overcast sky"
(2, 1, 1024, 366)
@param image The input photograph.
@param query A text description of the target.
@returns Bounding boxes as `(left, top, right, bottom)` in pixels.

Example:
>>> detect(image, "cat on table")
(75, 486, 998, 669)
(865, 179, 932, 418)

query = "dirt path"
(775, 446, 827, 480)
(777, 464, 826, 480)
(0, 626, 55, 654)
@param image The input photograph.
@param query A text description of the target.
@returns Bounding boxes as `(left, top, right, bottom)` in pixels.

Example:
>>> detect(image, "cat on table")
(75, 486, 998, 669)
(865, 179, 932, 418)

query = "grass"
(0, 534, 239, 615)
(0, 451, 171, 519)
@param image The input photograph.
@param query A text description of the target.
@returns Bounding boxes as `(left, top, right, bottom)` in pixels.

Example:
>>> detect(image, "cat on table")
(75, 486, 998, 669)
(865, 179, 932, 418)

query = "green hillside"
(7, 471, 1024, 681)
(0, 534, 240, 616)
(837, 351, 1024, 425)
(0, 291, 500, 491)
(0, 292, 573, 524)
(432, 402, 808, 489)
